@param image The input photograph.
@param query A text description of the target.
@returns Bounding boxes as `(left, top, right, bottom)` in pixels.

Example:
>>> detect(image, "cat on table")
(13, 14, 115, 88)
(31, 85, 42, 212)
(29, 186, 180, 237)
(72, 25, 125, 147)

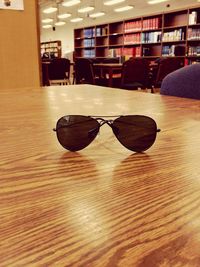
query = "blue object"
(160, 64, 200, 99)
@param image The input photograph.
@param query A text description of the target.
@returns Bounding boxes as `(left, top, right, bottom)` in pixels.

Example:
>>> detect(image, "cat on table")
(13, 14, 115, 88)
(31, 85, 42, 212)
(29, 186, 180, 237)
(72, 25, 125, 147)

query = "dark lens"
(56, 115, 99, 151)
(112, 115, 158, 152)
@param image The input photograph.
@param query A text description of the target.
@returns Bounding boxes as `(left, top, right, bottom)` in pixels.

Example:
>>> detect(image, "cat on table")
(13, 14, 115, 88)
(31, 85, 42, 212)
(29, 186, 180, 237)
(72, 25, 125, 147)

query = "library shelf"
(40, 40, 61, 58)
(74, 5, 200, 63)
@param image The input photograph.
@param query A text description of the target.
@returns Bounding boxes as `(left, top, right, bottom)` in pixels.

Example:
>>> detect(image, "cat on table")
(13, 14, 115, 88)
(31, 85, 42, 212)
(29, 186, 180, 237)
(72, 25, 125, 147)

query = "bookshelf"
(74, 6, 200, 64)
(187, 7, 200, 64)
(40, 40, 62, 58)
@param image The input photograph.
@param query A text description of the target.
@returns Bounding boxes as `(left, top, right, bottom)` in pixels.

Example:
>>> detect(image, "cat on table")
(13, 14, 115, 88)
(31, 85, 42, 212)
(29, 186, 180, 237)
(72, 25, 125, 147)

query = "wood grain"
(0, 85, 200, 267)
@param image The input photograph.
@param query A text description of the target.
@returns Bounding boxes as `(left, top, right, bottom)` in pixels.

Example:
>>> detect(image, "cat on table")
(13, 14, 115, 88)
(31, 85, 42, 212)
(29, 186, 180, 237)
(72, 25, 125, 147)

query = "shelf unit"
(40, 40, 62, 58)
(74, 6, 200, 64)
(186, 7, 200, 64)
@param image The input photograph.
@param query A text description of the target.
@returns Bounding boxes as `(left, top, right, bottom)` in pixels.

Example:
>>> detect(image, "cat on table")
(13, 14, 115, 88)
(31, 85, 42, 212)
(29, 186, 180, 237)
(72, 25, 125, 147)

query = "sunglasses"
(53, 115, 160, 152)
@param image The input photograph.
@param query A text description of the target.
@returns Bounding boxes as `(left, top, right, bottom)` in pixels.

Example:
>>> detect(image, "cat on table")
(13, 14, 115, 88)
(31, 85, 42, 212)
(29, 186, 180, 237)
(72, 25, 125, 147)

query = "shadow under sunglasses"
(53, 115, 161, 152)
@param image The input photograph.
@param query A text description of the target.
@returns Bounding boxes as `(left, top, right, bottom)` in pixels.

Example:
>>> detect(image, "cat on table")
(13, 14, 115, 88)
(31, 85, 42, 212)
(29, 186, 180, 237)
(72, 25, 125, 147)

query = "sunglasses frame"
(53, 115, 161, 152)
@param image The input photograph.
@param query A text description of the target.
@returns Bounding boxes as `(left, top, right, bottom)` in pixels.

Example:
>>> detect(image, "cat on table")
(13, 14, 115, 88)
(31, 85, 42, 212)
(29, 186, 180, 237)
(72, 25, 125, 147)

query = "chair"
(153, 57, 184, 88)
(120, 58, 150, 90)
(74, 58, 107, 85)
(74, 58, 95, 84)
(48, 58, 71, 85)
(160, 64, 200, 99)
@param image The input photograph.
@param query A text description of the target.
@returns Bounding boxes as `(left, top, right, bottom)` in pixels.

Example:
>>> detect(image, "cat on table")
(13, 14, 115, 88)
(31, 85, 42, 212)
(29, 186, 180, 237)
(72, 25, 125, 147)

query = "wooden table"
(1, 85, 200, 266)
(94, 63, 122, 87)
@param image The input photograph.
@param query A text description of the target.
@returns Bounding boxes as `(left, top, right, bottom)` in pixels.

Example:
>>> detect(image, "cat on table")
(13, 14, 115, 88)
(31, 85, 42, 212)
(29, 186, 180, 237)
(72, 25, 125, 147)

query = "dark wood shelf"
(142, 42, 161, 45)
(96, 35, 108, 38)
(74, 6, 200, 61)
(96, 45, 108, 48)
(187, 39, 200, 41)
(188, 23, 200, 27)
(142, 28, 162, 32)
(162, 40, 186, 43)
(124, 30, 142, 34)
(187, 55, 200, 57)
(163, 25, 187, 30)
(124, 43, 141, 46)
(109, 33, 123, 36)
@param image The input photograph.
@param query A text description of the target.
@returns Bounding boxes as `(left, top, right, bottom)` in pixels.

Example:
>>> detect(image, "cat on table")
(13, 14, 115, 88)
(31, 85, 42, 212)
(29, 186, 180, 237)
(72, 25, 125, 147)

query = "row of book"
(188, 46, 200, 56)
(124, 21, 142, 33)
(143, 18, 161, 30)
(83, 49, 95, 58)
(162, 29, 184, 42)
(83, 28, 95, 38)
(124, 18, 161, 33)
(83, 39, 95, 47)
(162, 45, 176, 56)
(162, 45, 185, 56)
(84, 31, 167, 46)
(124, 31, 163, 44)
(41, 43, 58, 49)
(41, 48, 58, 53)
(96, 27, 108, 37)
(185, 58, 200, 65)
(142, 31, 161, 43)
(108, 47, 141, 57)
(189, 11, 198, 25)
(188, 28, 200, 40)
(124, 33, 141, 44)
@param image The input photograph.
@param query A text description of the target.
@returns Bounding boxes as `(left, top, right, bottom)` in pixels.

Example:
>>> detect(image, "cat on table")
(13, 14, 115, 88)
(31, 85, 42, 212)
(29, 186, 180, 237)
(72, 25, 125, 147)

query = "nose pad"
(112, 125, 120, 136)
(88, 127, 99, 138)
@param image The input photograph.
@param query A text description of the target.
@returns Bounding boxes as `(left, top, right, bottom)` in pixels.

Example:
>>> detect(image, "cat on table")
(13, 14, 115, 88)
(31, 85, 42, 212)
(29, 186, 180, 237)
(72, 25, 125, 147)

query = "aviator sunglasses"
(53, 115, 161, 152)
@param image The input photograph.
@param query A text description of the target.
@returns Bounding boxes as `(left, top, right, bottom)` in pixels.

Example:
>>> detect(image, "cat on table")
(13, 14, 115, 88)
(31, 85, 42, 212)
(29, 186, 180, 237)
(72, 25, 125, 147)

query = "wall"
(40, 24, 74, 61)
(0, 0, 40, 89)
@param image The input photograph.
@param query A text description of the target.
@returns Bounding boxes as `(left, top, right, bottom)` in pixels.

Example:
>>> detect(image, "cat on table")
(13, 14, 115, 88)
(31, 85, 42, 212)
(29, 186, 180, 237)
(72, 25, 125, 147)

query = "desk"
(1, 85, 200, 266)
(94, 63, 122, 87)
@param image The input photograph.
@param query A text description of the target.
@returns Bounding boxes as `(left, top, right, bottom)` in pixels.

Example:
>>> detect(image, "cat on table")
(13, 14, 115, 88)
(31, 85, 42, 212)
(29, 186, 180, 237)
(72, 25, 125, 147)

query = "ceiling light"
(55, 21, 66, 26)
(43, 7, 57, 14)
(58, 13, 71, 19)
(70, 17, 83, 22)
(42, 25, 52, 29)
(89, 12, 105, 18)
(42, 18, 53, 23)
(148, 0, 169, 4)
(62, 0, 81, 7)
(78, 6, 94, 13)
(104, 0, 125, 6)
(114, 5, 133, 12)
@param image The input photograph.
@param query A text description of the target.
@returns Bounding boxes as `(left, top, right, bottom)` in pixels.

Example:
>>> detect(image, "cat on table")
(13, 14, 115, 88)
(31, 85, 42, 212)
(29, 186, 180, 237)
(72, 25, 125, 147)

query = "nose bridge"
(98, 118, 114, 128)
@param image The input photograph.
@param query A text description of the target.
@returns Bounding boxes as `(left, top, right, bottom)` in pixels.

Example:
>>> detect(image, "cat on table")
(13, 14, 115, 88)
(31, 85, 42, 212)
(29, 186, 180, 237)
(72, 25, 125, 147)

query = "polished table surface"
(1, 85, 200, 266)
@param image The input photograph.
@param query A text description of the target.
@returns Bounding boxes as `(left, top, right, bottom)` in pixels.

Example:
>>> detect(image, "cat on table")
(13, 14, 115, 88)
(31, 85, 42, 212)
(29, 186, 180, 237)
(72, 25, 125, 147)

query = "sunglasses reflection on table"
(53, 115, 161, 152)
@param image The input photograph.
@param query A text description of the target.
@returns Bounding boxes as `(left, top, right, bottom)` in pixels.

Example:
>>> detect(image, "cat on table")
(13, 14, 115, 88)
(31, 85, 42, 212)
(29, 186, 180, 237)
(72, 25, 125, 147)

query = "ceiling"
(39, 0, 200, 29)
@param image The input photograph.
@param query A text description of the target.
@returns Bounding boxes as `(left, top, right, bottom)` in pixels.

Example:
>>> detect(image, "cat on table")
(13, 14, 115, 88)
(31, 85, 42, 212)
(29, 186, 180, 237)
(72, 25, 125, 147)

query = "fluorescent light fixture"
(78, 6, 94, 13)
(70, 17, 83, 22)
(42, 18, 53, 23)
(148, 0, 169, 4)
(89, 12, 105, 18)
(55, 21, 66, 26)
(114, 5, 133, 12)
(58, 13, 71, 19)
(104, 0, 125, 6)
(43, 7, 57, 14)
(42, 25, 52, 29)
(62, 0, 81, 7)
